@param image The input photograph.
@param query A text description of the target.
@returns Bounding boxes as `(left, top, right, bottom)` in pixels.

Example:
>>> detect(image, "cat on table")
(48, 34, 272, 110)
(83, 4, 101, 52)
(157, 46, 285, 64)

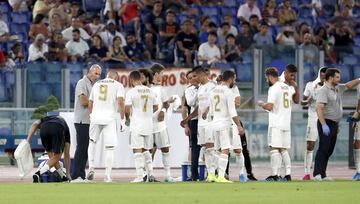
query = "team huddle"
(27, 62, 360, 183)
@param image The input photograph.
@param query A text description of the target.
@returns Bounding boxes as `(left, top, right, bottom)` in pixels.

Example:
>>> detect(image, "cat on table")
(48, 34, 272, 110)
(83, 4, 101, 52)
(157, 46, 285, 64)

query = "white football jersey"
(151, 85, 167, 133)
(125, 85, 158, 135)
(231, 85, 240, 98)
(303, 81, 323, 120)
(197, 81, 216, 126)
(89, 78, 125, 125)
(209, 85, 237, 129)
(357, 84, 360, 100)
(267, 81, 295, 130)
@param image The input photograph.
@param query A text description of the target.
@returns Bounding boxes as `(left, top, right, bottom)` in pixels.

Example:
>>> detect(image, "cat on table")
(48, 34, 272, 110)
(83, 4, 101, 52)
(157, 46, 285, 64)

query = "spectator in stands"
(29, 14, 50, 41)
(278, 0, 297, 25)
(145, 1, 165, 44)
(236, 21, 254, 52)
(253, 21, 273, 46)
(9, 0, 30, 12)
(62, 18, 91, 42)
(9, 42, 24, 63)
(199, 16, 211, 33)
(329, 5, 357, 28)
(262, 0, 278, 25)
(33, 0, 55, 21)
(249, 14, 260, 36)
(99, 20, 126, 48)
(335, 0, 355, 16)
(0, 51, 16, 71)
(176, 20, 199, 67)
(221, 15, 238, 37)
(159, 10, 179, 53)
(49, 0, 71, 28)
(28, 34, 48, 62)
(300, 33, 319, 64)
(222, 34, 241, 63)
(70, 2, 83, 19)
(119, 0, 140, 34)
(84, 15, 105, 37)
(48, 13, 64, 35)
(0, 12, 10, 42)
(65, 29, 89, 63)
(295, 22, 311, 44)
(332, 25, 355, 55)
(48, 32, 67, 62)
(124, 33, 151, 61)
(106, 36, 130, 64)
(314, 26, 335, 51)
(144, 31, 156, 59)
(163, 0, 187, 13)
(237, 0, 262, 22)
(89, 35, 109, 62)
(198, 32, 221, 66)
(217, 23, 232, 47)
(104, 0, 123, 20)
(276, 25, 296, 46)
(199, 22, 217, 44)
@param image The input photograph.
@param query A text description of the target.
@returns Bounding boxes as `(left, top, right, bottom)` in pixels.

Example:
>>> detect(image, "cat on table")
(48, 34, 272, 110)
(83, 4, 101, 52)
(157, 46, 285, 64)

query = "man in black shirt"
(26, 115, 71, 182)
(124, 33, 151, 61)
(145, 1, 165, 44)
(176, 20, 198, 67)
(159, 10, 179, 62)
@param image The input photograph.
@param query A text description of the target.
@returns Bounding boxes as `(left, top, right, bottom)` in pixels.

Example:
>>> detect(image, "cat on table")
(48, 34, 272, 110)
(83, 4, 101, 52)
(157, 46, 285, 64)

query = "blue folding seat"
(11, 12, 31, 24)
(353, 65, 360, 78)
(235, 63, 252, 82)
(337, 64, 352, 82)
(298, 8, 312, 18)
(52, 83, 62, 102)
(82, 0, 103, 12)
(224, 0, 237, 7)
(220, 6, 238, 16)
(342, 55, 358, 65)
(213, 62, 234, 71)
(354, 36, 360, 46)
(0, 3, 10, 14)
(200, 6, 219, 16)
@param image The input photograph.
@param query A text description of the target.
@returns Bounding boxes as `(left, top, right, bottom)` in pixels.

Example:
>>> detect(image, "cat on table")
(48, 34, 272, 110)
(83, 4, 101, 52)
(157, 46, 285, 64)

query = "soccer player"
(301, 67, 327, 180)
(257, 67, 298, 181)
(149, 63, 174, 182)
(352, 85, 360, 181)
(86, 71, 125, 182)
(27, 115, 71, 182)
(125, 70, 158, 183)
(206, 70, 245, 183)
(314, 69, 360, 181)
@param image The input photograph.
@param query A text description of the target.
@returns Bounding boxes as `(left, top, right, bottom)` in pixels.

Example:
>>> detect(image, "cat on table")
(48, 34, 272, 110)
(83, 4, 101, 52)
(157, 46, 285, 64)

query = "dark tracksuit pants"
(313, 119, 339, 178)
(71, 123, 90, 179)
(189, 119, 201, 181)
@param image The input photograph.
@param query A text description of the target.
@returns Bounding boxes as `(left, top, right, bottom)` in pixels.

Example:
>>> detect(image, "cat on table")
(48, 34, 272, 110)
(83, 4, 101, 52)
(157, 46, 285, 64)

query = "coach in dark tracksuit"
(314, 68, 360, 180)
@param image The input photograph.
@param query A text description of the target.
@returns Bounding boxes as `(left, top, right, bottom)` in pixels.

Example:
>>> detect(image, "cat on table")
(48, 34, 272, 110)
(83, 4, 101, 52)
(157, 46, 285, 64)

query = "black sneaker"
(143, 175, 148, 182)
(247, 174, 257, 181)
(33, 171, 41, 183)
(282, 175, 291, 181)
(265, 175, 279, 181)
(147, 175, 160, 182)
(62, 176, 70, 182)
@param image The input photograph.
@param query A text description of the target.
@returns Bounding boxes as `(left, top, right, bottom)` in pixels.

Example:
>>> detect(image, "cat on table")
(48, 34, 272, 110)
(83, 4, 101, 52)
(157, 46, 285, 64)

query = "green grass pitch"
(0, 181, 359, 204)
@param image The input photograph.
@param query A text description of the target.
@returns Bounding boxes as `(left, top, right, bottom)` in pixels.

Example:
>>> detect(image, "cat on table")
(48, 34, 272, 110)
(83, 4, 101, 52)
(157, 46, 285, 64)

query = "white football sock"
(270, 150, 280, 176)
(105, 147, 114, 178)
(199, 146, 205, 162)
(162, 152, 171, 178)
(217, 153, 228, 178)
(143, 151, 154, 176)
(56, 168, 65, 178)
(281, 150, 291, 175)
(204, 147, 215, 175)
(40, 163, 49, 174)
(355, 149, 360, 173)
(235, 153, 245, 175)
(134, 153, 145, 178)
(304, 150, 313, 175)
(88, 140, 96, 171)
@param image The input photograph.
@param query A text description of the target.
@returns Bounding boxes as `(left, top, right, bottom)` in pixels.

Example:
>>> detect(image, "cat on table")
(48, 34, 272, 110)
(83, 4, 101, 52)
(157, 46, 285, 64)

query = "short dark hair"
(249, 14, 259, 20)
(139, 68, 154, 84)
(166, 10, 175, 15)
(285, 64, 297, 73)
(192, 66, 207, 74)
(150, 63, 165, 75)
(208, 22, 217, 28)
(265, 67, 279, 77)
(208, 31, 217, 38)
(222, 70, 235, 81)
(226, 34, 235, 40)
(183, 19, 192, 25)
(186, 70, 192, 78)
(33, 14, 45, 24)
(129, 70, 141, 81)
(72, 28, 80, 34)
(126, 32, 135, 38)
(325, 68, 340, 80)
(242, 21, 250, 27)
(221, 22, 230, 28)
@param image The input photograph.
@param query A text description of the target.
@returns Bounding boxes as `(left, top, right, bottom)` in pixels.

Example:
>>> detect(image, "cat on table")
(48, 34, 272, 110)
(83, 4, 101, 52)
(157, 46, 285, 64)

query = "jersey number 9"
(99, 85, 108, 101)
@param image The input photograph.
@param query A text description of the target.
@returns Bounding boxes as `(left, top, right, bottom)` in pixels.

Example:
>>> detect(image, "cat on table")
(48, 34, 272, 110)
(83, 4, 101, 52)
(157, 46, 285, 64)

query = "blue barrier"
(0, 134, 44, 152)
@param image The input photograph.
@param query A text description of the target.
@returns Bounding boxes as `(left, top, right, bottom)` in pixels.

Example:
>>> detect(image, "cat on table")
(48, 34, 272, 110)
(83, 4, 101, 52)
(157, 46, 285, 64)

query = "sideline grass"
(0, 181, 359, 204)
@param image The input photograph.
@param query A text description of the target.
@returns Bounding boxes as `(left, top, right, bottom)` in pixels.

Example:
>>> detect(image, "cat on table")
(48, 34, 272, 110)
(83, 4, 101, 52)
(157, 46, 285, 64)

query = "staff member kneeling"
(27, 115, 71, 182)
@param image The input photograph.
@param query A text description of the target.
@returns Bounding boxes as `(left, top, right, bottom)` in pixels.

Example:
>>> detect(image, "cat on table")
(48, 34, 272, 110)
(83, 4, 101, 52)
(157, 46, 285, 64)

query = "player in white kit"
(206, 70, 245, 183)
(87, 71, 125, 182)
(125, 70, 159, 183)
(351, 84, 360, 181)
(301, 67, 327, 180)
(257, 67, 297, 181)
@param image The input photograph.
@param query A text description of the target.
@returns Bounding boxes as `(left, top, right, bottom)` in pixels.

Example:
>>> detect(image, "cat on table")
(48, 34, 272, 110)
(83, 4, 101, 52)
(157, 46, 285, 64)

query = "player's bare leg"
(34, 151, 63, 182)
(234, 149, 247, 182)
(205, 143, 216, 182)
(303, 141, 315, 180)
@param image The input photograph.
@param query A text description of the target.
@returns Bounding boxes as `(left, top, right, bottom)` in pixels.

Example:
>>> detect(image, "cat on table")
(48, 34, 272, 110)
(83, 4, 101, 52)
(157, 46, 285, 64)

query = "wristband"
(161, 108, 166, 112)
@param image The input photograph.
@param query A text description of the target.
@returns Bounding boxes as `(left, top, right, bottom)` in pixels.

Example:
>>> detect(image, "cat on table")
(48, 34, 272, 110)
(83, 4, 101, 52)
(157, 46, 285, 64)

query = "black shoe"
(143, 175, 148, 182)
(247, 174, 257, 181)
(265, 175, 279, 181)
(33, 171, 41, 183)
(282, 175, 291, 181)
(147, 175, 160, 182)
(62, 176, 70, 182)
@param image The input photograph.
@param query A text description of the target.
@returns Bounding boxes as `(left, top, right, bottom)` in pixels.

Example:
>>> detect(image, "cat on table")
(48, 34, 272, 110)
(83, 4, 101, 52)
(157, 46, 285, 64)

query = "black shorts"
(40, 122, 66, 154)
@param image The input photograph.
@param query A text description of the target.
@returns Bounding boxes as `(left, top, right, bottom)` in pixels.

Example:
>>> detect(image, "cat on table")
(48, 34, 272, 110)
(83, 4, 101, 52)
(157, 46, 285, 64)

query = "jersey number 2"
(141, 95, 149, 112)
(214, 95, 220, 112)
(99, 85, 108, 101)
